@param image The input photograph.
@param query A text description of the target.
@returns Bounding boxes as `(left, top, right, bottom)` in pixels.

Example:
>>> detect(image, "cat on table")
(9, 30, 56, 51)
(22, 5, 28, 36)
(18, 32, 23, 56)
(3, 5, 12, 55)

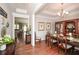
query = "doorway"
(13, 13, 30, 44)
(15, 17, 28, 44)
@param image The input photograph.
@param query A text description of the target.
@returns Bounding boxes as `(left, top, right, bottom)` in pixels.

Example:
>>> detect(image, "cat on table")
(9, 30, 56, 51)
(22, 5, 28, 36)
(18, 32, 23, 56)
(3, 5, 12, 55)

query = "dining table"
(66, 37, 79, 47)
(51, 35, 79, 48)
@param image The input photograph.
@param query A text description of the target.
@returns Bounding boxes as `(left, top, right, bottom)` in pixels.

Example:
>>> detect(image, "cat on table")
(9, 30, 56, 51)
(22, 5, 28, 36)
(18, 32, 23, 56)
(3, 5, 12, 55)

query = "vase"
(0, 44, 6, 51)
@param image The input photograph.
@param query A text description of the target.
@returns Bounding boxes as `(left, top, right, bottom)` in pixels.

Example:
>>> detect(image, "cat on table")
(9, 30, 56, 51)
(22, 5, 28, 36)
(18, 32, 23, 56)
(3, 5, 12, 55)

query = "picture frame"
(38, 22, 45, 31)
(0, 7, 7, 18)
(46, 22, 51, 30)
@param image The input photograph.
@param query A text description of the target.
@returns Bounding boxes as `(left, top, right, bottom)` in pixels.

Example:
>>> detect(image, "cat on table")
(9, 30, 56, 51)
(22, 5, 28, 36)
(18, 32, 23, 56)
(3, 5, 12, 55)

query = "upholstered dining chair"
(35, 32, 41, 44)
(57, 36, 73, 54)
(45, 32, 51, 46)
(50, 36, 58, 48)
(72, 46, 79, 54)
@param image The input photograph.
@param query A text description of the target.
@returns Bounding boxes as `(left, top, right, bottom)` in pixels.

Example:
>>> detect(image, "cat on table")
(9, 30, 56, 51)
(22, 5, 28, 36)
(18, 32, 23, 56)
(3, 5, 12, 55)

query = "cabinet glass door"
(66, 22, 75, 34)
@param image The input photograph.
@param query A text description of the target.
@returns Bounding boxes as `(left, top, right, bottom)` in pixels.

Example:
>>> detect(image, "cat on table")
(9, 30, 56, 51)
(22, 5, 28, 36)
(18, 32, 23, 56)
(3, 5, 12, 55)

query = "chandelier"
(57, 3, 69, 17)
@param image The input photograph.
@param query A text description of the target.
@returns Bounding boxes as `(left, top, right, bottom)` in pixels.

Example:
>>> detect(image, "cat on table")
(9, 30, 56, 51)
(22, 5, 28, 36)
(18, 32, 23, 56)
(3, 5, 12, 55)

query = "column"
(31, 14, 35, 47)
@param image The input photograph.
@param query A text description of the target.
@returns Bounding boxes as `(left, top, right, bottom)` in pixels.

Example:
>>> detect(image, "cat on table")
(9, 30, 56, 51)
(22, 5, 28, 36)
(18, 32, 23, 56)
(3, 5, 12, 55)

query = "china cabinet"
(55, 21, 65, 34)
(55, 19, 79, 36)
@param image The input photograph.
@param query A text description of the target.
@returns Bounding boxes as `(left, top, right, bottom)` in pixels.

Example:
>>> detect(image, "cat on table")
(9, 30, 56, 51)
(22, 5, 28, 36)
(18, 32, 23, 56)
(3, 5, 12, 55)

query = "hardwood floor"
(15, 41, 64, 55)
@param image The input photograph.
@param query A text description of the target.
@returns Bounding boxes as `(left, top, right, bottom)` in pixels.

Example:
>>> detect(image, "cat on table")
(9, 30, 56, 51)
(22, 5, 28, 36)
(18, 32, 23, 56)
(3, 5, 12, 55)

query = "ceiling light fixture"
(57, 3, 69, 17)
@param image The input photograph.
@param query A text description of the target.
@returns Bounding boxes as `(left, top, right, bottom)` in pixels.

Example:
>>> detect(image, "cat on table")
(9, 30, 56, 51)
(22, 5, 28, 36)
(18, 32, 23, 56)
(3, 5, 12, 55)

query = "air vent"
(16, 8, 27, 14)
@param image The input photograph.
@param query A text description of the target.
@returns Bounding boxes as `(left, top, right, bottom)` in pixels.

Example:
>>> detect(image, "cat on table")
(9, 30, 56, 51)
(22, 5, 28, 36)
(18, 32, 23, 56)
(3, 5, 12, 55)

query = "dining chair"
(35, 32, 41, 44)
(50, 36, 58, 48)
(46, 35, 51, 46)
(74, 47, 79, 50)
(57, 36, 73, 54)
(73, 47, 79, 54)
(45, 32, 51, 46)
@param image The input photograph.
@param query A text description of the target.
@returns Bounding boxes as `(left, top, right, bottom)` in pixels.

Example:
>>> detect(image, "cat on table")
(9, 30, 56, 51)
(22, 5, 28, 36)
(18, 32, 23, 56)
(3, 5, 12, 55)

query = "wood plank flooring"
(15, 41, 64, 55)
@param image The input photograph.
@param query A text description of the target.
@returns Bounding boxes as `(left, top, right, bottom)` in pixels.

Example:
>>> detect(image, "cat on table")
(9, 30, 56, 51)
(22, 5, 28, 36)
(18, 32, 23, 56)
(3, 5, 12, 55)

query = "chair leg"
(64, 49, 67, 55)
(57, 47, 63, 54)
(48, 41, 50, 47)
(50, 42, 55, 48)
(58, 48, 60, 54)
(47, 41, 49, 46)
(50, 42, 52, 48)
(39, 39, 41, 43)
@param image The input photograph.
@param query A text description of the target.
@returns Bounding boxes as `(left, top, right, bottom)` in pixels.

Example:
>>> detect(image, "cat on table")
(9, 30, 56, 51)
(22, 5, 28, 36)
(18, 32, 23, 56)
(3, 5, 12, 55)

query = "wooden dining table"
(51, 35, 79, 48)
(66, 37, 79, 47)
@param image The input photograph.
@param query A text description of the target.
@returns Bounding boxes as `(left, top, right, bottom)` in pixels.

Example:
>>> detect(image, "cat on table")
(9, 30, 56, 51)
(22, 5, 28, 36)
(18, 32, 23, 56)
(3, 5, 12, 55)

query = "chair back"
(57, 36, 67, 48)
(46, 32, 51, 40)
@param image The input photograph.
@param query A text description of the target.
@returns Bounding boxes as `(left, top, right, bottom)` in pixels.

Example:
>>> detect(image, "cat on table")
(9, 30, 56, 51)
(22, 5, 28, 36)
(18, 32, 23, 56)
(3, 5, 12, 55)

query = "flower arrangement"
(0, 35, 13, 50)
(2, 35, 13, 44)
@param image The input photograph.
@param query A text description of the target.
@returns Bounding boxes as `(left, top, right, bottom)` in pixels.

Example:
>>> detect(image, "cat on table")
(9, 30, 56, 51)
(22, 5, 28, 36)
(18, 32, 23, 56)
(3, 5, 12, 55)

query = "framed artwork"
(46, 22, 51, 30)
(66, 22, 75, 33)
(0, 7, 7, 18)
(38, 22, 45, 31)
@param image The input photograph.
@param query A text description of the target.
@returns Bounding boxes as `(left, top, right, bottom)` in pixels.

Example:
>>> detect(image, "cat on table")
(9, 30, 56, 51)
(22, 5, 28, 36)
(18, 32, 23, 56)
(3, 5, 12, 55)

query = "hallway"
(15, 41, 64, 55)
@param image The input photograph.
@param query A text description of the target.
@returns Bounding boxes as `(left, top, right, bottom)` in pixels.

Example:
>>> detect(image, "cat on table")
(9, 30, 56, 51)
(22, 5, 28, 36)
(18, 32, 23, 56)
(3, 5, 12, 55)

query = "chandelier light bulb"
(57, 12, 60, 16)
(63, 11, 66, 13)
(57, 3, 69, 16)
(65, 11, 69, 14)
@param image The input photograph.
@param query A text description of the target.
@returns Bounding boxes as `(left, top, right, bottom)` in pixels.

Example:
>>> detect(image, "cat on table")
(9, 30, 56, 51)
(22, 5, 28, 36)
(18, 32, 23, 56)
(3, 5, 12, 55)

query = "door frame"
(12, 13, 29, 40)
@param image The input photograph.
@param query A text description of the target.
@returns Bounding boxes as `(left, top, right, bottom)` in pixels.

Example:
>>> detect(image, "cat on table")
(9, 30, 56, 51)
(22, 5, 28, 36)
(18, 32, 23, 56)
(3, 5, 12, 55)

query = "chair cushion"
(59, 43, 72, 49)
(51, 39, 57, 43)
(75, 47, 79, 50)
(52, 40, 57, 42)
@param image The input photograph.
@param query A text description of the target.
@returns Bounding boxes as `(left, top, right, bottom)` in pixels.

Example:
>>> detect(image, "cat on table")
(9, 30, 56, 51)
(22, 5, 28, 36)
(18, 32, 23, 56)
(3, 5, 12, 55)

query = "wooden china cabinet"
(55, 21, 65, 34)
(55, 19, 79, 36)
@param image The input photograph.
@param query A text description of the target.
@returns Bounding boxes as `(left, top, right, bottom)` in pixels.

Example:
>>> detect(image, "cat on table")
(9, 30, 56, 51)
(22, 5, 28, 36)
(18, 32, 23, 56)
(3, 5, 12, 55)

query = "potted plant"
(0, 35, 13, 51)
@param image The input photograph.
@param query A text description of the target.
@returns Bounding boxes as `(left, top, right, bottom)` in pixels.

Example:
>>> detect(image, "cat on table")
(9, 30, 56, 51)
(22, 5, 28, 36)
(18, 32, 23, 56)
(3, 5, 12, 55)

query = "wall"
(0, 3, 13, 38)
(15, 17, 28, 24)
(35, 17, 55, 40)
(1, 3, 79, 40)
(35, 15, 75, 40)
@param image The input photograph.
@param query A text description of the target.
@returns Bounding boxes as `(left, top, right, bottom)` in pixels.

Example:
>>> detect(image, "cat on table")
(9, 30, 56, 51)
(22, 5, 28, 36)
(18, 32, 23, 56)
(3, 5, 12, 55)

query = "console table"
(25, 34, 31, 44)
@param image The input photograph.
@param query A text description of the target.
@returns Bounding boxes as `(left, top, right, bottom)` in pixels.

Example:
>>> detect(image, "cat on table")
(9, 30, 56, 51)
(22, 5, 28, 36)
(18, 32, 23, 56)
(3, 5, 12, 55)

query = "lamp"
(69, 32, 72, 37)
(55, 31, 57, 34)
(57, 3, 69, 17)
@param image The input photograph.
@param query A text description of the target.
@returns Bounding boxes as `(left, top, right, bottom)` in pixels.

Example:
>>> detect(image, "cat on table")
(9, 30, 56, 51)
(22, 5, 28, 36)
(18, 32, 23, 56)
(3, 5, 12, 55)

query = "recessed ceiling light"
(16, 8, 27, 14)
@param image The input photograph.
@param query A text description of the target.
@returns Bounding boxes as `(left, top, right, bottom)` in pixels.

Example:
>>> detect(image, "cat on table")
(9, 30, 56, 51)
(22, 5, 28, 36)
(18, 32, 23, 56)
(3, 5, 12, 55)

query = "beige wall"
(1, 3, 79, 40)
(0, 3, 13, 38)
(35, 17, 55, 40)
